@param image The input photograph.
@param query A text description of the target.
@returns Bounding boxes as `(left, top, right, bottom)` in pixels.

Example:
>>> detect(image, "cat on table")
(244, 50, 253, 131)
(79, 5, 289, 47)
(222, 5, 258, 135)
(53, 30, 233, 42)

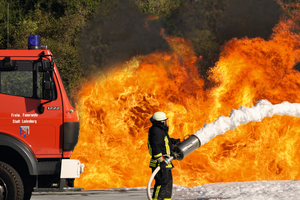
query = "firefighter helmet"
(151, 111, 168, 122)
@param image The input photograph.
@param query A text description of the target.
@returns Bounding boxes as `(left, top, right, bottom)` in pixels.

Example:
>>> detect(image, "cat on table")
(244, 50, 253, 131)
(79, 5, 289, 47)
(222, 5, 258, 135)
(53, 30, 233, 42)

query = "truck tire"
(0, 162, 24, 200)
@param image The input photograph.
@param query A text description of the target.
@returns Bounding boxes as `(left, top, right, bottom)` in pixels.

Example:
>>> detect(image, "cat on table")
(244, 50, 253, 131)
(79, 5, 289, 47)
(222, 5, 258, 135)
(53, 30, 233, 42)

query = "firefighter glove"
(159, 160, 168, 169)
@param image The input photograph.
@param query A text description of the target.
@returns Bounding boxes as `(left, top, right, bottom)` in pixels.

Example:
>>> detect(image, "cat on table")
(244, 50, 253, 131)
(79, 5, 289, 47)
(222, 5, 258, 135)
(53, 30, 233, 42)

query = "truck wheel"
(0, 162, 24, 200)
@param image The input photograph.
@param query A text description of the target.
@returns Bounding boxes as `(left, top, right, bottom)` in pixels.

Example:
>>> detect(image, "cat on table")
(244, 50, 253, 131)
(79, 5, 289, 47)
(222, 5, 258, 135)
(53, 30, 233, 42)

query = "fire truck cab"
(0, 35, 84, 200)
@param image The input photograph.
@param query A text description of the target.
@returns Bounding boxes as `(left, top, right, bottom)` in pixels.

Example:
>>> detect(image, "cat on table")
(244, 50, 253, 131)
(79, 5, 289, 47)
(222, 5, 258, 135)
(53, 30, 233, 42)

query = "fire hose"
(147, 135, 201, 200)
(147, 165, 160, 200)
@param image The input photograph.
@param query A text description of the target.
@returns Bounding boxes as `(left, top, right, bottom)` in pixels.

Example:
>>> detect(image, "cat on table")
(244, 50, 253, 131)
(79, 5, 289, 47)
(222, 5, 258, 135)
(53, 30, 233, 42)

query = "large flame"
(72, 19, 300, 189)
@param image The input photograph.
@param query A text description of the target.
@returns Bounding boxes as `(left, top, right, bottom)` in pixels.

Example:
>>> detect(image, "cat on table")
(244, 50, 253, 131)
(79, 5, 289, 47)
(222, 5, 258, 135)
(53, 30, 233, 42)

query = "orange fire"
(72, 19, 300, 189)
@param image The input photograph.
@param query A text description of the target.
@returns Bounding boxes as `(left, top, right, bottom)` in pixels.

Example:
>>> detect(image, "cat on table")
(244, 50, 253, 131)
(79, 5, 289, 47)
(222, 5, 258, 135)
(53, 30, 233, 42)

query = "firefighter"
(148, 111, 181, 200)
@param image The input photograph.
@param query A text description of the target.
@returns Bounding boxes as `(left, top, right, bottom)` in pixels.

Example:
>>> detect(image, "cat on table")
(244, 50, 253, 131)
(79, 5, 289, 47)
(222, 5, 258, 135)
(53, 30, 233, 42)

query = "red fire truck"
(0, 35, 84, 200)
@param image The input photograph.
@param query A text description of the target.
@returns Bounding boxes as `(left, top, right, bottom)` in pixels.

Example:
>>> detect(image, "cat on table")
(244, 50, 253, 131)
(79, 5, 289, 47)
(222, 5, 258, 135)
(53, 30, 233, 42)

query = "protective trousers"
(152, 168, 173, 200)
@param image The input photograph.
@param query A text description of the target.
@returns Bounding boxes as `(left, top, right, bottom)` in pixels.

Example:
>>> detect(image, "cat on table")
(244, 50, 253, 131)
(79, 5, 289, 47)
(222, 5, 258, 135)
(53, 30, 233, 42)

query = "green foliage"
(0, 0, 102, 105)
(187, 29, 220, 78)
(134, 0, 182, 17)
(167, 0, 229, 79)
(277, 0, 300, 22)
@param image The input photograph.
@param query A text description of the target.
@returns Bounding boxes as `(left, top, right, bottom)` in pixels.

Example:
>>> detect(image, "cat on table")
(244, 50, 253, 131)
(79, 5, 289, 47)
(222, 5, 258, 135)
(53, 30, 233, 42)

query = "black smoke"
(80, 0, 170, 74)
(168, 0, 283, 80)
(217, 0, 283, 42)
(80, 0, 284, 78)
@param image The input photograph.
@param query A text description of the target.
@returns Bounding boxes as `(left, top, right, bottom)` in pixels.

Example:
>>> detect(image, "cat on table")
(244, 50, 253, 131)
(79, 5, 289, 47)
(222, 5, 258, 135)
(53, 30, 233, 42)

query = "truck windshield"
(0, 60, 56, 100)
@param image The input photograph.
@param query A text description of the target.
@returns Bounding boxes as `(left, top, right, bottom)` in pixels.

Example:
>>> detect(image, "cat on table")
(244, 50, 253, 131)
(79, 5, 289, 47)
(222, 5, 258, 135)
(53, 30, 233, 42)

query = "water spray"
(147, 99, 300, 200)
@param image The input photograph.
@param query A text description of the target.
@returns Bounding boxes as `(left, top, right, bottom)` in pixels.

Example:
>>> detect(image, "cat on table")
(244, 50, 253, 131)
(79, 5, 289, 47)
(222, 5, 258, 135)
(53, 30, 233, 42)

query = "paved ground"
(31, 188, 222, 200)
(32, 180, 300, 200)
(31, 187, 155, 200)
(31, 189, 148, 200)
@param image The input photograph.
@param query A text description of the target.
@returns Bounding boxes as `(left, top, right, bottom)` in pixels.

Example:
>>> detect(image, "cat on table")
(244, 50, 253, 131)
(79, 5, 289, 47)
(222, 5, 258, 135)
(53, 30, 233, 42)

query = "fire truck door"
(0, 60, 63, 158)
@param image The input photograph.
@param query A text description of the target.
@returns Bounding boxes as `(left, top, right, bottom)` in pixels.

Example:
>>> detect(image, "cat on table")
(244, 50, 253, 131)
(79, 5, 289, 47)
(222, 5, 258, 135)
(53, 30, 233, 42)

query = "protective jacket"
(148, 123, 179, 169)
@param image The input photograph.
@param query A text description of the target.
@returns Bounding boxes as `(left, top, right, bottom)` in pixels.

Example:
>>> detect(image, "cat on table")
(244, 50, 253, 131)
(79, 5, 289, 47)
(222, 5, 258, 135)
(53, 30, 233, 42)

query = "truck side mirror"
(42, 60, 54, 71)
(38, 71, 54, 114)
(43, 72, 54, 100)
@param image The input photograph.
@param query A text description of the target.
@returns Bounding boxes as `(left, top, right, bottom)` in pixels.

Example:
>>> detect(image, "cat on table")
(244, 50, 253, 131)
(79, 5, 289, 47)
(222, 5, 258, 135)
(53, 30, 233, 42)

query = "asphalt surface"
(31, 188, 221, 200)
(31, 190, 147, 200)
(31, 188, 150, 200)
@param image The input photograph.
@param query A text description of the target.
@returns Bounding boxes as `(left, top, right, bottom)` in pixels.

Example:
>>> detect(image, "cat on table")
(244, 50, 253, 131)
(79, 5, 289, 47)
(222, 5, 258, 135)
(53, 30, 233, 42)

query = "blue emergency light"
(28, 35, 41, 50)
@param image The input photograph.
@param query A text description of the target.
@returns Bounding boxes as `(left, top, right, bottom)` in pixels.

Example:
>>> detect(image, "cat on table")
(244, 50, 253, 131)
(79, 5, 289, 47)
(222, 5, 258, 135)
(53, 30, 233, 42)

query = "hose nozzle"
(173, 135, 201, 160)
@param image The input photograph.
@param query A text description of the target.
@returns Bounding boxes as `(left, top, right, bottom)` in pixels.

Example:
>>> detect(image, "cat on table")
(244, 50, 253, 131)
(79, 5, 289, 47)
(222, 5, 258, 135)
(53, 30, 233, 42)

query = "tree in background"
(277, 0, 300, 21)
(0, 0, 287, 103)
(0, 0, 101, 105)
(133, 0, 282, 81)
(170, 0, 228, 80)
